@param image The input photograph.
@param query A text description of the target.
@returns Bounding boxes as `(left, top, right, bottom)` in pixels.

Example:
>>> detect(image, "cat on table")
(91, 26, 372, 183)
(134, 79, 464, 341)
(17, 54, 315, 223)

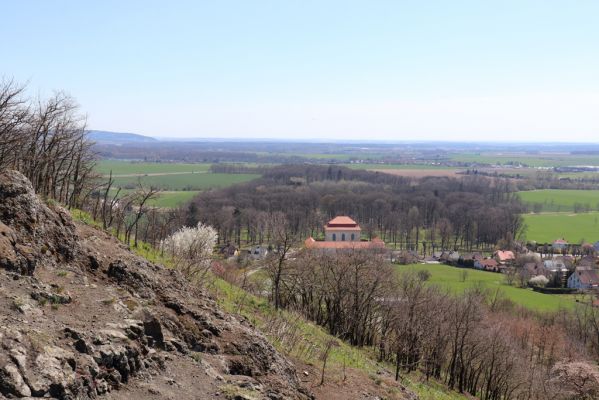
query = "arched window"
(342, 233, 346, 241)
(332, 233, 336, 241)
(351, 233, 355, 241)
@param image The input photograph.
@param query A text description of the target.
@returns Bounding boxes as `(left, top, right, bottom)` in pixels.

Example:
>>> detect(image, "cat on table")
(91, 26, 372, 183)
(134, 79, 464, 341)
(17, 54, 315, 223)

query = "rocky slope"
(0, 170, 312, 399)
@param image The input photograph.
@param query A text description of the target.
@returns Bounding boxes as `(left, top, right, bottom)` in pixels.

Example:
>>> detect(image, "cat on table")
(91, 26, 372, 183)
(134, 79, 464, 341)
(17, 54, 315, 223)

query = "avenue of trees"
(186, 164, 525, 253)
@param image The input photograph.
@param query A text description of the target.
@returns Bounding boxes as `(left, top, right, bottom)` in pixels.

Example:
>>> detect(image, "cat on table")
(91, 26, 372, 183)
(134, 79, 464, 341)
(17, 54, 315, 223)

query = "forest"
(186, 164, 526, 253)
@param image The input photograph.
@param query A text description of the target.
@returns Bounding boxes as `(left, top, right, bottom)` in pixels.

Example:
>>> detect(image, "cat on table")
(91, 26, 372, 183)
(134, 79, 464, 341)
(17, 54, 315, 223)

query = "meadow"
(96, 160, 212, 175)
(110, 173, 260, 191)
(522, 212, 599, 244)
(518, 189, 599, 212)
(399, 263, 578, 312)
(95, 160, 260, 207)
(450, 153, 599, 167)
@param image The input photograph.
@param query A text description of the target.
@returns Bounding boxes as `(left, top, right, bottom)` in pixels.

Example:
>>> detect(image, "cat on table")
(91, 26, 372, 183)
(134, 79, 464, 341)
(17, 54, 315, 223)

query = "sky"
(2, 0, 599, 141)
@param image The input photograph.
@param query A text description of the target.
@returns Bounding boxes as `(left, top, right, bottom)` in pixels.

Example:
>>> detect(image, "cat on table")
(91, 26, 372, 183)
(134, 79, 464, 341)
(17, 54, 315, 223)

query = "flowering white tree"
(161, 223, 218, 282)
(529, 275, 549, 287)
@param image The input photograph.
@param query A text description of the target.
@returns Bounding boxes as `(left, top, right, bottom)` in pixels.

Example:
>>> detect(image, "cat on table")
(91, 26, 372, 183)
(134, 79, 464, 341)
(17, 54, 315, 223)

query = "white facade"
(325, 230, 360, 242)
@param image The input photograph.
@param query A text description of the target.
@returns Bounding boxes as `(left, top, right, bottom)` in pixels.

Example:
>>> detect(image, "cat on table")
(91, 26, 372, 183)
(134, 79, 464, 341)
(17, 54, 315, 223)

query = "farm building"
(493, 250, 515, 264)
(475, 258, 499, 272)
(567, 270, 599, 290)
(305, 216, 386, 252)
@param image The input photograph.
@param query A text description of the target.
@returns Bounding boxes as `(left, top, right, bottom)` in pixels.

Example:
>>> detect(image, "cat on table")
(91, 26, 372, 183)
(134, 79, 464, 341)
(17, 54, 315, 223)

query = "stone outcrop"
(0, 170, 312, 399)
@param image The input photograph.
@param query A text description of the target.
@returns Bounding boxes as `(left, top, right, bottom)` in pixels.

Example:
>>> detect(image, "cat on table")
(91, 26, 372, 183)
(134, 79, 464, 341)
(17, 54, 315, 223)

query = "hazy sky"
(3, 1, 599, 141)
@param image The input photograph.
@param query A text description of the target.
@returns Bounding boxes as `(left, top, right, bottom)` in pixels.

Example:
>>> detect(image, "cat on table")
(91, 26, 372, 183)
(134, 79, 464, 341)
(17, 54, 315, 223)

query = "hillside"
(88, 130, 158, 144)
(0, 170, 310, 399)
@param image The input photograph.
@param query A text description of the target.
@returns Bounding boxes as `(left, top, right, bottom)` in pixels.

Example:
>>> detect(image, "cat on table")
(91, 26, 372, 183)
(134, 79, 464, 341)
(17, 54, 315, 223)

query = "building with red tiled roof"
(493, 250, 515, 264)
(324, 216, 361, 242)
(305, 216, 386, 252)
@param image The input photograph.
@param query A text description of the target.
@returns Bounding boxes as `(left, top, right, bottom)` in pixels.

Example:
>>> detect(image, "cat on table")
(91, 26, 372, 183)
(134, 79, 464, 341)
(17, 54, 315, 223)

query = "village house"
(544, 258, 569, 273)
(304, 216, 386, 252)
(577, 255, 598, 269)
(493, 250, 515, 265)
(567, 269, 599, 290)
(552, 238, 568, 252)
(475, 258, 499, 272)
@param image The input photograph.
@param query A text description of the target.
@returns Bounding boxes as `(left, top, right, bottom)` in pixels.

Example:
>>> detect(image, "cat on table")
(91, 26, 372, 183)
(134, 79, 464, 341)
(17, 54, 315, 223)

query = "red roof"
(480, 259, 498, 267)
(326, 216, 358, 228)
(494, 250, 515, 261)
(305, 237, 385, 250)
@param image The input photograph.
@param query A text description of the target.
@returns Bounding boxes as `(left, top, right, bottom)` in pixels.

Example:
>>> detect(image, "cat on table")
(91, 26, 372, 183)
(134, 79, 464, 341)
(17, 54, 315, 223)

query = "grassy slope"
(518, 189, 599, 212)
(399, 264, 577, 312)
(522, 212, 599, 244)
(210, 278, 467, 400)
(71, 210, 467, 399)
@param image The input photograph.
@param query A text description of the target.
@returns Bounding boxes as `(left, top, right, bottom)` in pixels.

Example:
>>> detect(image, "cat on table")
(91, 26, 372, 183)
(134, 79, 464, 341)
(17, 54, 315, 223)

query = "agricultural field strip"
(103, 171, 208, 178)
(518, 189, 599, 211)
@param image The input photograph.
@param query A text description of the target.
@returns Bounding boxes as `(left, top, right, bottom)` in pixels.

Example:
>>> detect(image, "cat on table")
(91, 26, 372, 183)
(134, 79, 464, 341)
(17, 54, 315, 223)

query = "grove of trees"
(186, 164, 526, 253)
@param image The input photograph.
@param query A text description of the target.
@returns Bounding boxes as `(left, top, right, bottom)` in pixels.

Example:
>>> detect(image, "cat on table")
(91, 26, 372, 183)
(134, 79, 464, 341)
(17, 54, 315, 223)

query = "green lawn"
(398, 264, 577, 312)
(96, 160, 212, 175)
(518, 189, 599, 212)
(522, 212, 599, 244)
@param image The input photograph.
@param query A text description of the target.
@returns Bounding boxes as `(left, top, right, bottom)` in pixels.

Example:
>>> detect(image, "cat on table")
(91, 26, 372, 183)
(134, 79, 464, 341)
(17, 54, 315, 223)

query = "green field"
(96, 160, 211, 175)
(147, 191, 199, 208)
(110, 173, 260, 191)
(95, 160, 261, 207)
(450, 153, 599, 167)
(519, 189, 599, 212)
(522, 212, 599, 244)
(343, 163, 454, 170)
(399, 264, 577, 312)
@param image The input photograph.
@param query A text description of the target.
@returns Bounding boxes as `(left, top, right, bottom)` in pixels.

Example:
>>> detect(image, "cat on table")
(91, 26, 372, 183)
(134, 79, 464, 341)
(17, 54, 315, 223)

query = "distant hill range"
(87, 130, 157, 144)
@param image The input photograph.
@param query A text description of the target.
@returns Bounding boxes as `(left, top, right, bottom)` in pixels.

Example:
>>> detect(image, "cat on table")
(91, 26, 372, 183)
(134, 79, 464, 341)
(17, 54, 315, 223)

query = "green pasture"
(110, 173, 260, 191)
(450, 153, 599, 168)
(522, 212, 599, 244)
(96, 160, 211, 175)
(149, 191, 199, 208)
(518, 189, 599, 212)
(398, 263, 578, 312)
